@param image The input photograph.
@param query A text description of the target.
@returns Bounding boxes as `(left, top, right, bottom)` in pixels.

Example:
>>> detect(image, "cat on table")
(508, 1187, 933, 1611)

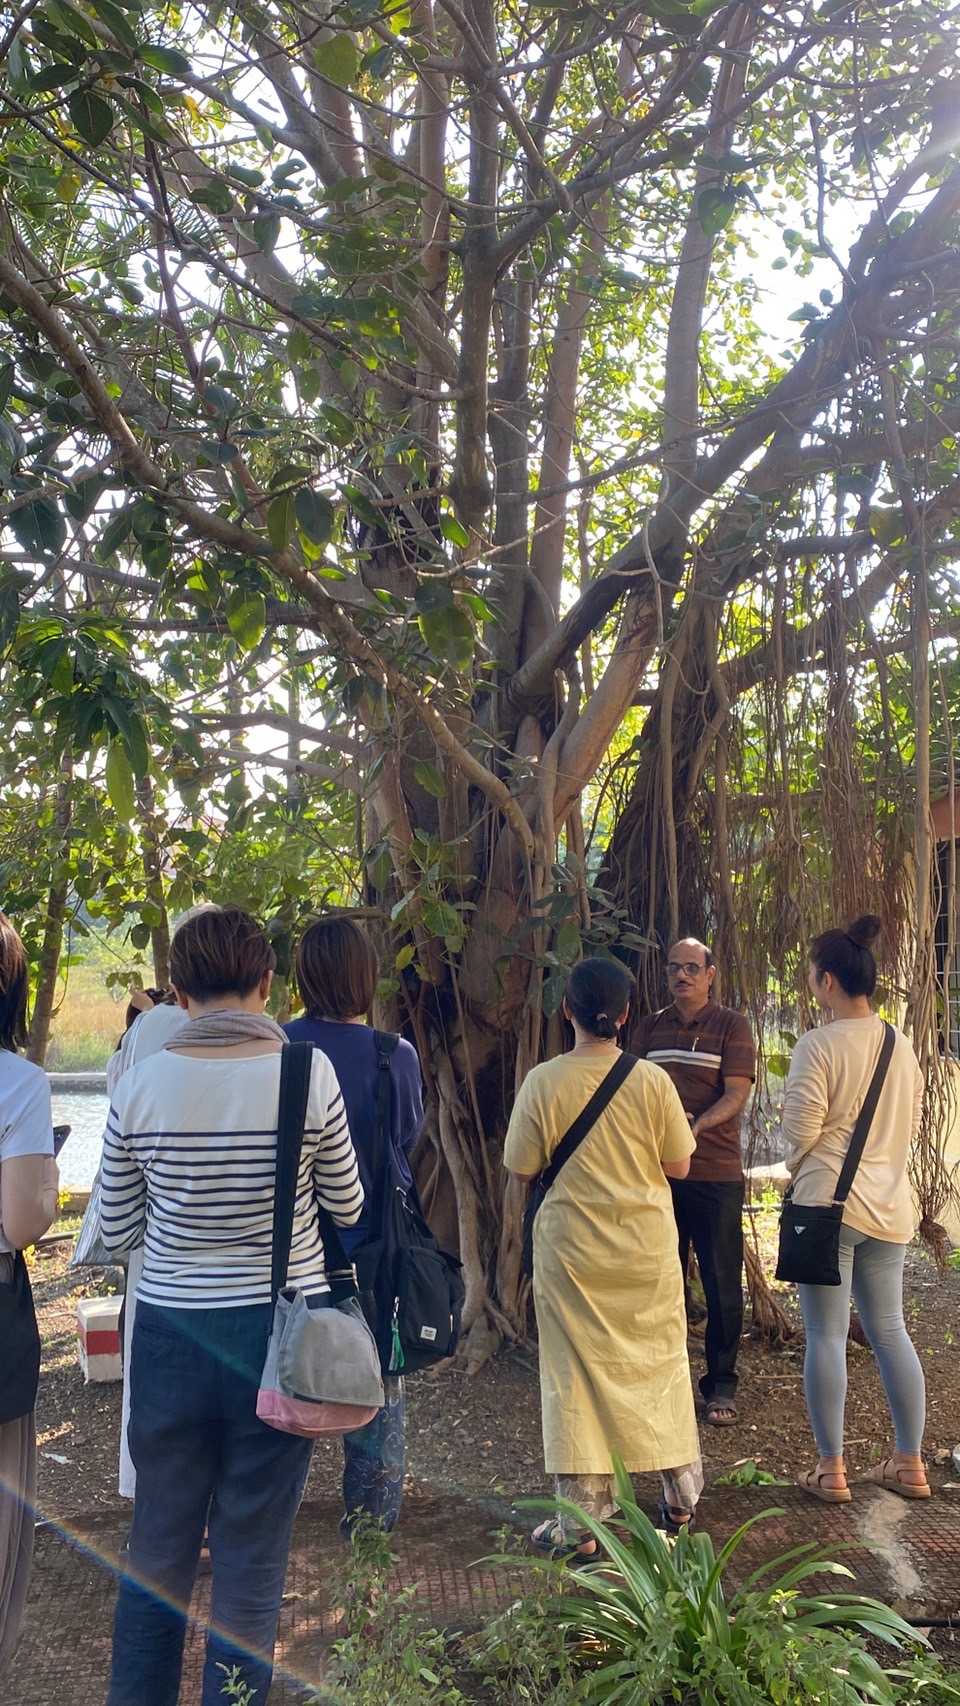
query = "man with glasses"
(633, 939, 755, 1426)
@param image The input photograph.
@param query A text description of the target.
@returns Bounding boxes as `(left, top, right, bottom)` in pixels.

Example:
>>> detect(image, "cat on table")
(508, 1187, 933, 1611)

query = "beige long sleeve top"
(780, 1015, 923, 1244)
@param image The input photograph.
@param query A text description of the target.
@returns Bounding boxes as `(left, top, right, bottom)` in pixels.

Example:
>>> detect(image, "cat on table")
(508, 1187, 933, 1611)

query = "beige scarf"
(163, 1011, 287, 1050)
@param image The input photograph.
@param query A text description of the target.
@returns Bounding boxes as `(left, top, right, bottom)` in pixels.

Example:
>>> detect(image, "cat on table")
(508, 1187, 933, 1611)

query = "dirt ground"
(30, 1217, 960, 1525)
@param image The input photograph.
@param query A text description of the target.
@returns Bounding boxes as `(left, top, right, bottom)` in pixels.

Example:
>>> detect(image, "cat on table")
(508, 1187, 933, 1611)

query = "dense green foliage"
(2, 0, 959, 1327)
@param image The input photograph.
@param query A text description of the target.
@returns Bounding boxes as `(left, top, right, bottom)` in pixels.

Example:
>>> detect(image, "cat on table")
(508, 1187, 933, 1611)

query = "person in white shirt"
(0, 913, 58, 1676)
(106, 990, 188, 1507)
(101, 907, 363, 1706)
(782, 913, 929, 1505)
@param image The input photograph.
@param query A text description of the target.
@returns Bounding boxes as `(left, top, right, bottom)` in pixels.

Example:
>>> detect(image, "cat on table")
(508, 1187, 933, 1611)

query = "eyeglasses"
(666, 961, 708, 977)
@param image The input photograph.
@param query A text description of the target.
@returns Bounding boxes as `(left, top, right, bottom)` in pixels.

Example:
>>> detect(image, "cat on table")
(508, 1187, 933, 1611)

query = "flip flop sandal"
(798, 1466, 852, 1504)
(530, 1520, 601, 1564)
(705, 1398, 738, 1427)
(863, 1458, 931, 1499)
(657, 1499, 697, 1537)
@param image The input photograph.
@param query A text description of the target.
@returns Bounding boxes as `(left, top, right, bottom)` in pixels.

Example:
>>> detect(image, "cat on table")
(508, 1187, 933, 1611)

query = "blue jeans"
(798, 1226, 926, 1460)
(107, 1302, 313, 1706)
(341, 1375, 405, 1539)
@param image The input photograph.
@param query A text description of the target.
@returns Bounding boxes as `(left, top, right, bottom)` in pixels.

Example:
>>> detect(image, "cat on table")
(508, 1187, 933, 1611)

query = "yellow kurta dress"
(504, 1052, 699, 1475)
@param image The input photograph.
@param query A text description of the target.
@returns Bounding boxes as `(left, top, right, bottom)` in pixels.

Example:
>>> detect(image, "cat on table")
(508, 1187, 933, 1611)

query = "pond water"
(51, 1090, 110, 1189)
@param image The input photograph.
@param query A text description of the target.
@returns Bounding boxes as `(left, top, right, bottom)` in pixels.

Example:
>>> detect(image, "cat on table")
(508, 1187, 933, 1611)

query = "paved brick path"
(6, 1485, 959, 1704)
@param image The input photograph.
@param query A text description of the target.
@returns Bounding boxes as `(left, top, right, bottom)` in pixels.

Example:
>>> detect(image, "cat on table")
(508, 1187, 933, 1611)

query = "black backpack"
(353, 1033, 465, 1374)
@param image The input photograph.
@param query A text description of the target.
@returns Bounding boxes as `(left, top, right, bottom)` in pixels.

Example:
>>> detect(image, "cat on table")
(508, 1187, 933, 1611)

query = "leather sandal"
(705, 1397, 737, 1426)
(657, 1498, 696, 1536)
(798, 1465, 852, 1504)
(530, 1520, 601, 1564)
(863, 1458, 931, 1499)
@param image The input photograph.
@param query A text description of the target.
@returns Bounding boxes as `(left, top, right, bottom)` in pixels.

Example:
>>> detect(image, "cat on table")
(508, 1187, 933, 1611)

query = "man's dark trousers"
(670, 1177, 744, 1403)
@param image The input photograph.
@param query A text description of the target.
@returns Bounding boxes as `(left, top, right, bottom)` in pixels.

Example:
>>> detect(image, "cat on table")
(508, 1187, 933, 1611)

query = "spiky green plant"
(540, 1459, 928, 1705)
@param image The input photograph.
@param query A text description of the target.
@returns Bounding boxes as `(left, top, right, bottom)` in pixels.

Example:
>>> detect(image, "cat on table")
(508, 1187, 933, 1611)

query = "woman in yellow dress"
(504, 958, 702, 1558)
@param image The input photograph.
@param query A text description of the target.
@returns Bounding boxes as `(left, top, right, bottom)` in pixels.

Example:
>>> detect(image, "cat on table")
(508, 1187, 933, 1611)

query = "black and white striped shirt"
(101, 1048, 363, 1307)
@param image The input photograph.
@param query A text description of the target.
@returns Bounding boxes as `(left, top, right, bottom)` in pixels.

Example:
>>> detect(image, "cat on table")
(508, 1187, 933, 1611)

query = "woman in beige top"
(782, 914, 928, 1504)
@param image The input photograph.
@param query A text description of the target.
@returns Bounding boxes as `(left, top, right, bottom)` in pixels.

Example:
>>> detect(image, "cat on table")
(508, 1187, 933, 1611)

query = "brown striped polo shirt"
(632, 997, 756, 1181)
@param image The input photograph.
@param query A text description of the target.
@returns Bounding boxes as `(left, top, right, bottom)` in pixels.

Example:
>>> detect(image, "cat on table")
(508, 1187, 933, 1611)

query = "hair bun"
(846, 913, 881, 949)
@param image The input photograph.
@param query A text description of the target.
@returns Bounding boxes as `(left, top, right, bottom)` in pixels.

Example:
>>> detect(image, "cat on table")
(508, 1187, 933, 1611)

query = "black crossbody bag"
(354, 1032, 465, 1374)
(521, 1051, 638, 1281)
(0, 1250, 41, 1425)
(775, 1021, 895, 1287)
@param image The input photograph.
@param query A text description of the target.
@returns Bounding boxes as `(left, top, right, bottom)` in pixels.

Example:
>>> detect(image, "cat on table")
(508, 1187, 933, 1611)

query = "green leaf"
(555, 916, 580, 962)
(11, 497, 66, 557)
(294, 487, 335, 547)
(68, 89, 116, 146)
(30, 64, 81, 92)
(837, 472, 874, 498)
(225, 586, 266, 650)
(697, 185, 738, 237)
(267, 493, 295, 551)
(439, 512, 469, 548)
(87, 0, 140, 51)
(395, 943, 415, 972)
(414, 581, 454, 613)
(198, 440, 239, 464)
(98, 508, 134, 559)
(421, 899, 462, 942)
(0, 583, 20, 658)
(130, 921, 151, 950)
(139, 44, 191, 75)
(413, 759, 445, 798)
(418, 604, 475, 672)
(363, 43, 393, 78)
(252, 212, 280, 255)
(204, 384, 240, 420)
(189, 179, 234, 215)
(105, 740, 135, 822)
(124, 711, 150, 778)
(314, 34, 358, 87)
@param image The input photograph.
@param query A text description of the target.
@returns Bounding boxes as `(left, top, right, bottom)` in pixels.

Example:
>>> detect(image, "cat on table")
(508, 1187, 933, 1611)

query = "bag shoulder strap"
(270, 1041, 314, 1302)
(833, 1021, 896, 1205)
(368, 1029, 400, 1234)
(539, 1051, 638, 1196)
(272, 1040, 358, 1296)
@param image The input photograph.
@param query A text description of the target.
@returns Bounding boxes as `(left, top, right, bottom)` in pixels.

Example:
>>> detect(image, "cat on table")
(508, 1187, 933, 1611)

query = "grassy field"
(45, 964, 125, 1071)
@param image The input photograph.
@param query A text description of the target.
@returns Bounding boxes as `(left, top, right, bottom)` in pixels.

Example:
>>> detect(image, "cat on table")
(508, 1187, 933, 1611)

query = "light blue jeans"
(797, 1226, 925, 1460)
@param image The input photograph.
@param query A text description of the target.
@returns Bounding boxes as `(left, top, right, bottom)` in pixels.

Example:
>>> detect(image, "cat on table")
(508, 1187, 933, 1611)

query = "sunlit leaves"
(139, 45, 192, 76)
(225, 586, 266, 650)
(105, 739, 135, 822)
(698, 186, 739, 236)
(314, 35, 358, 87)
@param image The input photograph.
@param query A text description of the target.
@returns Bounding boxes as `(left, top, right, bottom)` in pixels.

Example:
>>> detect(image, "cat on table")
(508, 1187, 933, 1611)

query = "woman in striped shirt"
(101, 907, 363, 1706)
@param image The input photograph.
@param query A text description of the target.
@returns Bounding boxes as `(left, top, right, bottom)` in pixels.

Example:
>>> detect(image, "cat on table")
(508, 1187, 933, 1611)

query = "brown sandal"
(863, 1458, 931, 1499)
(798, 1466, 852, 1504)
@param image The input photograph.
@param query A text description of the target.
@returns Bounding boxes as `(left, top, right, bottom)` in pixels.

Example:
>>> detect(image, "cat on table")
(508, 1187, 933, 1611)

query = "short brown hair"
(169, 907, 276, 1002)
(296, 918, 379, 1020)
(0, 913, 30, 1052)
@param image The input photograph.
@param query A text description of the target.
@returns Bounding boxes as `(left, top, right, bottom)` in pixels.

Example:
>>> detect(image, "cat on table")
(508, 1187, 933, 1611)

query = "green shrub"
(542, 1458, 930, 1705)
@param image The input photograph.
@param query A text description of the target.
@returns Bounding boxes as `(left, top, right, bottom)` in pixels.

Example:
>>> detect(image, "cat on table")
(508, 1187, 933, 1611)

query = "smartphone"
(53, 1124, 71, 1156)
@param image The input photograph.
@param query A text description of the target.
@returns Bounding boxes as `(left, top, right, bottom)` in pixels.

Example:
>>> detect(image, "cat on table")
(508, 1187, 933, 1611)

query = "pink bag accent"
(256, 1387, 379, 1438)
